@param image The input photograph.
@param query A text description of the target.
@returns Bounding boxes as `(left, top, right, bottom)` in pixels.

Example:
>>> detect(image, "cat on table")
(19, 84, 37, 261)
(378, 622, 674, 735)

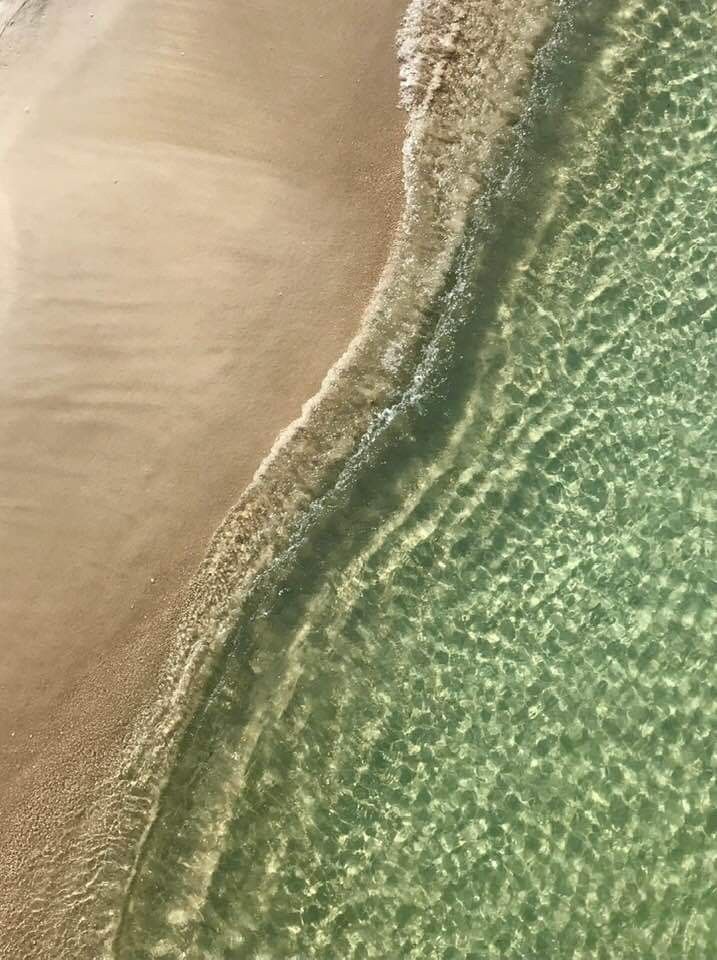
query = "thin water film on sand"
(115, 0, 716, 956)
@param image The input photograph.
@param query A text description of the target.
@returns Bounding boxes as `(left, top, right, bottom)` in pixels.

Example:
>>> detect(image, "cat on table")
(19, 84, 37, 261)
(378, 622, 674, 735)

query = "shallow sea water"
(116, 1, 716, 956)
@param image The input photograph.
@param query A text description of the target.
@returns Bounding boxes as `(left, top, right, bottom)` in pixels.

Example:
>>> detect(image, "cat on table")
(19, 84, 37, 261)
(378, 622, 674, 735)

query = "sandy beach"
(2, 0, 706, 956)
(0, 0, 406, 953)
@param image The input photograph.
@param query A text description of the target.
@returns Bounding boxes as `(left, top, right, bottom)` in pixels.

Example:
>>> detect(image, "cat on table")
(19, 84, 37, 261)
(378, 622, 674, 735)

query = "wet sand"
(0, 0, 406, 952)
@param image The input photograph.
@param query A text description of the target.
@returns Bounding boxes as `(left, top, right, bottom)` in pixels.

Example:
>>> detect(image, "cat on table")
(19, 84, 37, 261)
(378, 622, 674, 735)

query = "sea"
(100, 0, 716, 956)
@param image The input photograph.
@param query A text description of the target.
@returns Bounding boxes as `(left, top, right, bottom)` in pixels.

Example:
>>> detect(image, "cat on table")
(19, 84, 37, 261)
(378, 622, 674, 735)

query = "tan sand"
(0, 0, 406, 953)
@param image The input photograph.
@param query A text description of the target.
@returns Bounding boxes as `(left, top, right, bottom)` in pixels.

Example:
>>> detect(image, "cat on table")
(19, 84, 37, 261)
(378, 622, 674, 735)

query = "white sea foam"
(24, 1, 559, 954)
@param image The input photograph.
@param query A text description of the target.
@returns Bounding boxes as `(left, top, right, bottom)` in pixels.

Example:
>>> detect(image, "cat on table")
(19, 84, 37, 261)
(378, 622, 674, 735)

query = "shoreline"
(0, 0, 557, 956)
(108, 0, 557, 952)
(0, 1, 407, 955)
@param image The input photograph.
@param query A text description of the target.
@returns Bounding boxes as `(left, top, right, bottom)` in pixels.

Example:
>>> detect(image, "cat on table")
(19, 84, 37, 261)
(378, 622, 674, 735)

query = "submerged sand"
(0, 0, 406, 953)
(1, 0, 557, 951)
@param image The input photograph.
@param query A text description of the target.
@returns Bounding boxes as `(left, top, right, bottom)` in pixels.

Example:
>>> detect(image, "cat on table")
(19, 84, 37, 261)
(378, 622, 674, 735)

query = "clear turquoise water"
(117, 1, 716, 956)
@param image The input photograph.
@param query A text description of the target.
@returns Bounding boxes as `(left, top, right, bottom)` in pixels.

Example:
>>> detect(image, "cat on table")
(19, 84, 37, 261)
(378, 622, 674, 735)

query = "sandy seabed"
(0, 0, 557, 950)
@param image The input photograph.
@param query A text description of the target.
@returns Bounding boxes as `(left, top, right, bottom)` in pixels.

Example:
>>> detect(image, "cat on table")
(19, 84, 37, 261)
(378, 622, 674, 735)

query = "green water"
(117, 1, 716, 956)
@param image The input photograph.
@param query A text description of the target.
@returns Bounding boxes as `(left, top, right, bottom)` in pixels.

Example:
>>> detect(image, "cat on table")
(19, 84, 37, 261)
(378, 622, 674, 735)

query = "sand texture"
(0, 0, 406, 954)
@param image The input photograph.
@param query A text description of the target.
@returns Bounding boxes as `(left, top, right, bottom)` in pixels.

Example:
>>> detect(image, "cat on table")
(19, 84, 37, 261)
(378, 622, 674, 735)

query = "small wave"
(30, 1, 560, 955)
(112, 0, 717, 950)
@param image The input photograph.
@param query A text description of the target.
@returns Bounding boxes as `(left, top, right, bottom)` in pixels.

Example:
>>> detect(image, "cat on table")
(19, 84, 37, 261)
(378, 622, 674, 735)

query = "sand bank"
(0, 0, 406, 954)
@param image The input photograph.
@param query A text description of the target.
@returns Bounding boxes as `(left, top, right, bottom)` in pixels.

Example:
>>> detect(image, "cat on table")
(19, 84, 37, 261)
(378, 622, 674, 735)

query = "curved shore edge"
(15, 1, 555, 955)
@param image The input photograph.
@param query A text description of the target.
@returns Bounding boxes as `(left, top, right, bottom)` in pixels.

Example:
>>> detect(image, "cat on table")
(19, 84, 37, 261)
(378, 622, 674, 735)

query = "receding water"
(116, 0, 716, 956)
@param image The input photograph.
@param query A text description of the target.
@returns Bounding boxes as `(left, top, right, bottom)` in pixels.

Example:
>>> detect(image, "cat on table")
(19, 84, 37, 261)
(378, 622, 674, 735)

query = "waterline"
(116, 0, 716, 956)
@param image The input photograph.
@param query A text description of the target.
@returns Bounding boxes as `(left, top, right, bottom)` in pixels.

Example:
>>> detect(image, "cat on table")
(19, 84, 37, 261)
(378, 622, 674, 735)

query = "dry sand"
(0, 0, 406, 951)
